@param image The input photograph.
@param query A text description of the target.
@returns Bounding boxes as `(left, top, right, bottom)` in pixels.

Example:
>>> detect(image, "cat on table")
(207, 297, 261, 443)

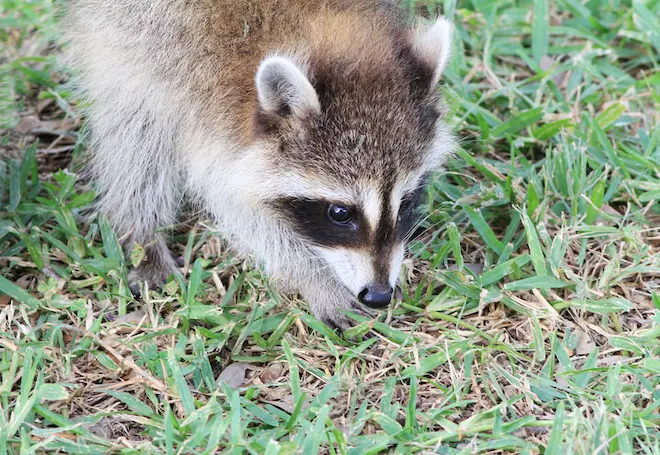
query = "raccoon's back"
(64, 0, 402, 143)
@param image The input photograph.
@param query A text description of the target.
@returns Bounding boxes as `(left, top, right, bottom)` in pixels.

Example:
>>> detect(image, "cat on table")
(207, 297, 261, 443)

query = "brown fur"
(66, 1, 417, 137)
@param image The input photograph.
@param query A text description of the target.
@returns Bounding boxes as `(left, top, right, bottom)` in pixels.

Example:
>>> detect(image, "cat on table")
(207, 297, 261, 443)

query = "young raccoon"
(63, 0, 454, 330)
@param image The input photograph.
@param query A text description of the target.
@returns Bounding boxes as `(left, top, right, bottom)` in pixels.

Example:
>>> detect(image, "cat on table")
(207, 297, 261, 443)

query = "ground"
(1, 0, 659, 453)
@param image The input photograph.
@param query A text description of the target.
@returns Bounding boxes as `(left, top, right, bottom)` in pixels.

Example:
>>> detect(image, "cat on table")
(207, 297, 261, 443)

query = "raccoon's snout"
(357, 284, 393, 309)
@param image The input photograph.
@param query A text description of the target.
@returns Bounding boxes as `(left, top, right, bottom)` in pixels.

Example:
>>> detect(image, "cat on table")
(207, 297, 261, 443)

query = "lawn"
(1, 0, 659, 453)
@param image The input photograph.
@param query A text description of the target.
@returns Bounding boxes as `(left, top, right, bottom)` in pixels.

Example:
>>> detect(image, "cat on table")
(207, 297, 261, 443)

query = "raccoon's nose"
(358, 285, 393, 309)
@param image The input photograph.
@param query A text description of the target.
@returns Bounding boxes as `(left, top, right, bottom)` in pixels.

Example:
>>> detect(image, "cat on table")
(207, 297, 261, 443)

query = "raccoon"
(62, 0, 454, 330)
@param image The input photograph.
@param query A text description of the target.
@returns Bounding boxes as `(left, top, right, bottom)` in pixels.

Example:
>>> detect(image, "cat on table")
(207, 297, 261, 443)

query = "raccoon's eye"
(400, 198, 413, 214)
(327, 204, 353, 225)
(398, 198, 414, 220)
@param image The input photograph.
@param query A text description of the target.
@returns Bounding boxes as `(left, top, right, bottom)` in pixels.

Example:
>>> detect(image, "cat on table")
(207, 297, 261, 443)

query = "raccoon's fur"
(62, 0, 454, 329)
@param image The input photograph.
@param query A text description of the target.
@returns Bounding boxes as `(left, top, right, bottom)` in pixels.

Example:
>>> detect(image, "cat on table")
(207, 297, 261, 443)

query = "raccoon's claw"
(127, 243, 180, 296)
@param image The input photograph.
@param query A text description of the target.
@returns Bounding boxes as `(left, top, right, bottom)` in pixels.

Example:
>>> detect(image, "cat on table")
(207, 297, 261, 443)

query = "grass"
(1, 0, 659, 453)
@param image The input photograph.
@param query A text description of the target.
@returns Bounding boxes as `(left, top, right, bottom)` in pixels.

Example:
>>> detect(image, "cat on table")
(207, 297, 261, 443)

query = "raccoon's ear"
(408, 16, 453, 90)
(255, 56, 321, 118)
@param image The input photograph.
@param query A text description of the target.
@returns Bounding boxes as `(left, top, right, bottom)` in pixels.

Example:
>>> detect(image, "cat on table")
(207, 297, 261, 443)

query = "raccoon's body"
(63, 0, 454, 329)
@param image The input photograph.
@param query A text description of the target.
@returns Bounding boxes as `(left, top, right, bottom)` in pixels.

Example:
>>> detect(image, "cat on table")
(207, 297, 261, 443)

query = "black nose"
(358, 285, 393, 309)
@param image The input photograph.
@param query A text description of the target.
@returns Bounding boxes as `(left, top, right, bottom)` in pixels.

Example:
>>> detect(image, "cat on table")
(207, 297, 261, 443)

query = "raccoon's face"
(253, 17, 453, 309)
(269, 176, 429, 308)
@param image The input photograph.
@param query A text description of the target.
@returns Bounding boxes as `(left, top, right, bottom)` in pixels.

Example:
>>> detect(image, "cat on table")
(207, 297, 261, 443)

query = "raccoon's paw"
(313, 301, 377, 332)
(298, 277, 379, 333)
(127, 244, 180, 296)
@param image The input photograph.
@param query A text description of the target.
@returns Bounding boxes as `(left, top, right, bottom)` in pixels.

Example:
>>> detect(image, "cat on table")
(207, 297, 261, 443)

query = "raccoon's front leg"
(82, 94, 183, 295)
(299, 277, 377, 331)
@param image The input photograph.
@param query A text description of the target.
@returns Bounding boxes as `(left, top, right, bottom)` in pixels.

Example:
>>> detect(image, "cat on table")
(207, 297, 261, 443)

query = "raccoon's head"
(253, 17, 453, 309)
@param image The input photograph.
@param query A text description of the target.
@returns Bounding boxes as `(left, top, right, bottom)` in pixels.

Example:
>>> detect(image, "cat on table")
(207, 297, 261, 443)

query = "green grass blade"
(532, 0, 549, 64)
(520, 208, 548, 276)
(0, 275, 41, 309)
(462, 205, 504, 254)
